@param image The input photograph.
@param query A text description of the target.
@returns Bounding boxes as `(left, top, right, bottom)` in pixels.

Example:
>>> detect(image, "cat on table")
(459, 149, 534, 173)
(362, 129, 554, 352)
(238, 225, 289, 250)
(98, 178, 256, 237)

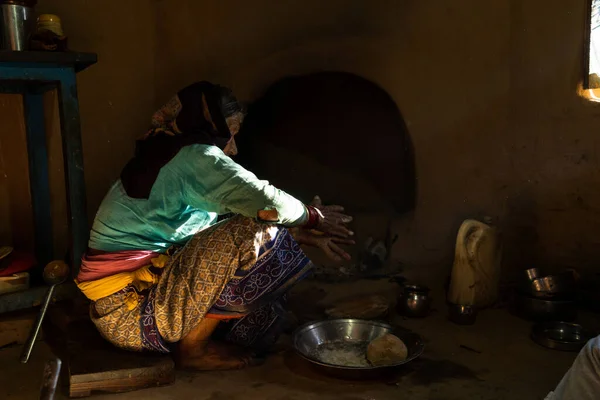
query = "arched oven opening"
(237, 71, 416, 271)
(238, 71, 415, 214)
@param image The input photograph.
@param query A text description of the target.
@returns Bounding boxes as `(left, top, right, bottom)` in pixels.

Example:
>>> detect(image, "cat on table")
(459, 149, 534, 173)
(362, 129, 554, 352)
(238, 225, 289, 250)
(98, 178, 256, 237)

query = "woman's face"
(223, 113, 244, 156)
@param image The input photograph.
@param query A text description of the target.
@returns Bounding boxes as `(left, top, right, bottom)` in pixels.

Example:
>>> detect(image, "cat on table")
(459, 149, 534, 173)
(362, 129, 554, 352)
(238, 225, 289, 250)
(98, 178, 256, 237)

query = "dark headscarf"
(120, 81, 243, 199)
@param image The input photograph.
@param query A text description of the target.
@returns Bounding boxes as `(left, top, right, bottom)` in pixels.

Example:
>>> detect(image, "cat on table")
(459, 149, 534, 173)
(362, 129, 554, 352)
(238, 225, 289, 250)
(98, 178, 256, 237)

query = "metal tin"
(0, 1, 35, 50)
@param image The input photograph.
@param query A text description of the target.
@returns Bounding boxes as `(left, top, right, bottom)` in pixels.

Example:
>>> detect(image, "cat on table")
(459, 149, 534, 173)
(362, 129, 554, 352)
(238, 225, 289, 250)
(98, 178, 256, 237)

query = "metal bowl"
(513, 293, 577, 321)
(293, 319, 424, 377)
(448, 304, 477, 325)
(531, 322, 594, 352)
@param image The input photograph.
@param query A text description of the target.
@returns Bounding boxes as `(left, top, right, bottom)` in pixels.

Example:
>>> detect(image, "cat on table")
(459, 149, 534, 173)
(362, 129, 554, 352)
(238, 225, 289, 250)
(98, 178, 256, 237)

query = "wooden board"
(0, 272, 30, 295)
(66, 320, 175, 398)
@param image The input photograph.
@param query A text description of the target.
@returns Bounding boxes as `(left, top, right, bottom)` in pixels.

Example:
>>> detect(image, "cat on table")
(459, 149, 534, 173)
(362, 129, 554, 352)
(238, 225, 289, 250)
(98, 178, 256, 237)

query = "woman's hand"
(309, 196, 353, 238)
(290, 228, 355, 262)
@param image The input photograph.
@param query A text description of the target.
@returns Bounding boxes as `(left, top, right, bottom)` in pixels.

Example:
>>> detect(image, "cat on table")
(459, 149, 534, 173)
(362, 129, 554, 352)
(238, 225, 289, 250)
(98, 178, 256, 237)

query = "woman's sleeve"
(182, 145, 308, 226)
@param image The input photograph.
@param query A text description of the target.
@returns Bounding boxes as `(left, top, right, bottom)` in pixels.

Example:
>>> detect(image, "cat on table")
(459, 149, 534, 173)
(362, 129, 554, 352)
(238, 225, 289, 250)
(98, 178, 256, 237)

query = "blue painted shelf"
(0, 51, 96, 313)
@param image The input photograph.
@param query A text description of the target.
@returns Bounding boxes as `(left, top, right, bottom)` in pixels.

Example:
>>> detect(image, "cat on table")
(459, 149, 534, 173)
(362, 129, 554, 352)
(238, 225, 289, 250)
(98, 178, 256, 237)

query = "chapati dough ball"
(366, 333, 408, 366)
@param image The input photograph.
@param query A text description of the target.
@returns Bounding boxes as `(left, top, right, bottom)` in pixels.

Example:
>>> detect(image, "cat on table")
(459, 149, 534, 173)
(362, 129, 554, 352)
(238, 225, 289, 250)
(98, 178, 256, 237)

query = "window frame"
(584, 0, 599, 90)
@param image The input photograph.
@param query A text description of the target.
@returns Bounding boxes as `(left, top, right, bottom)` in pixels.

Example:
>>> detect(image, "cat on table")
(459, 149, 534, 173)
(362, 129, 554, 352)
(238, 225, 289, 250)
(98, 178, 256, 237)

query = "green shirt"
(89, 144, 307, 252)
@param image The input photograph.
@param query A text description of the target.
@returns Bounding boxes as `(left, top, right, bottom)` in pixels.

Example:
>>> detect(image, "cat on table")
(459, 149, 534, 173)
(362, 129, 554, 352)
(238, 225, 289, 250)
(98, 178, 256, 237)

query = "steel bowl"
(531, 321, 594, 352)
(448, 304, 478, 325)
(397, 284, 431, 318)
(513, 293, 577, 321)
(293, 319, 424, 378)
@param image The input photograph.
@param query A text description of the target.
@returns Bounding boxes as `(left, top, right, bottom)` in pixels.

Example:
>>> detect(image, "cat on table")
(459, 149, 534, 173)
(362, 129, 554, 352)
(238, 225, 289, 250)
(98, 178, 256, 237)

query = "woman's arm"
(179, 145, 353, 238)
(181, 145, 308, 226)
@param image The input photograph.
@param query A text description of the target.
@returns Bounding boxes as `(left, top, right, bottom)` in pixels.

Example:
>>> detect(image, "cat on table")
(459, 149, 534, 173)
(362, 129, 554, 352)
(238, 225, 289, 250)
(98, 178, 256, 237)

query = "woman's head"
(152, 82, 244, 152)
(217, 86, 245, 121)
(216, 86, 245, 156)
(121, 81, 245, 198)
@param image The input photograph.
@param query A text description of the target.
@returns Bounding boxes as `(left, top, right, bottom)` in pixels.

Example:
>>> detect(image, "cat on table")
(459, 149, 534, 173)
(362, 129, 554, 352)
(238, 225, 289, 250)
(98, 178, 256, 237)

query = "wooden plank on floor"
(67, 320, 175, 397)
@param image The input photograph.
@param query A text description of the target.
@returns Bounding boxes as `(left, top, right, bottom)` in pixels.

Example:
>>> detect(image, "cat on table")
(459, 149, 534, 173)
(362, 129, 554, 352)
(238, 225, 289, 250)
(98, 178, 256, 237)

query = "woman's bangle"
(304, 205, 321, 229)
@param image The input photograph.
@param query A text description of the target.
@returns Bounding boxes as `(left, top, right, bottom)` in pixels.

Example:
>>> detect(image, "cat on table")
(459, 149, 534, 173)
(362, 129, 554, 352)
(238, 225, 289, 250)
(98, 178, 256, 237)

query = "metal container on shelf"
(0, 0, 37, 51)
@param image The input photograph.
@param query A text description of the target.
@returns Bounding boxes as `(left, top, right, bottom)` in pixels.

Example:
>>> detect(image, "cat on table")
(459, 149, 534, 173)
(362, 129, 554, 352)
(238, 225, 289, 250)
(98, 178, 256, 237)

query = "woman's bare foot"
(177, 341, 258, 371)
(177, 318, 263, 370)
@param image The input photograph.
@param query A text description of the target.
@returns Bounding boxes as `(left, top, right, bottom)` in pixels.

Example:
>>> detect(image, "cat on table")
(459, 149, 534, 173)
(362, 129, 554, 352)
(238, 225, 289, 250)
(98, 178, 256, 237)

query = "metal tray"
(293, 319, 423, 378)
(531, 321, 594, 352)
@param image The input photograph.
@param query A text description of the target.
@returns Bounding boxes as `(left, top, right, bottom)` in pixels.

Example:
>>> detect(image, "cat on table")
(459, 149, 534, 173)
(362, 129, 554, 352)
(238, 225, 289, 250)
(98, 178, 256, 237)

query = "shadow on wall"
(236, 71, 416, 214)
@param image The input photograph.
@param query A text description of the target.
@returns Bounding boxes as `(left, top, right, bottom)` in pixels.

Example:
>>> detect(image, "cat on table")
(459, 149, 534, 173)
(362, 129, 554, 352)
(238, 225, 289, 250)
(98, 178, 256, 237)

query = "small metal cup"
(398, 284, 431, 318)
(524, 267, 541, 282)
(448, 304, 477, 325)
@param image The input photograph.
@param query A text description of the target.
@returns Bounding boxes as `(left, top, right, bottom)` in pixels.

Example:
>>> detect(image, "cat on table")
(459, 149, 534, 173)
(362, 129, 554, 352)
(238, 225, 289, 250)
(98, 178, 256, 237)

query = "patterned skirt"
(91, 216, 313, 353)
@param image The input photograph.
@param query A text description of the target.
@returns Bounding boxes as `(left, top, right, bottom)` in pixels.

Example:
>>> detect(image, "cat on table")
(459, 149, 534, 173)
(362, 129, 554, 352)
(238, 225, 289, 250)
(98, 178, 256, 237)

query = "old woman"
(75, 81, 353, 370)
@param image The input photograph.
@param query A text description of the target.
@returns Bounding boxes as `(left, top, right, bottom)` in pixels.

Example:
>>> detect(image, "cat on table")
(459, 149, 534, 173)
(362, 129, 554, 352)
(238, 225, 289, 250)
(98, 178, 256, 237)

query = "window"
(587, 0, 600, 89)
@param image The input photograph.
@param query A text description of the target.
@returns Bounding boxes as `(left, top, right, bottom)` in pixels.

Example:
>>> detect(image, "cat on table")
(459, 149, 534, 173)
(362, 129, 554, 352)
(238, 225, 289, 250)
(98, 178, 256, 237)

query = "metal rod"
(39, 357, 62, 400)
(20, 285, 55, 363)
